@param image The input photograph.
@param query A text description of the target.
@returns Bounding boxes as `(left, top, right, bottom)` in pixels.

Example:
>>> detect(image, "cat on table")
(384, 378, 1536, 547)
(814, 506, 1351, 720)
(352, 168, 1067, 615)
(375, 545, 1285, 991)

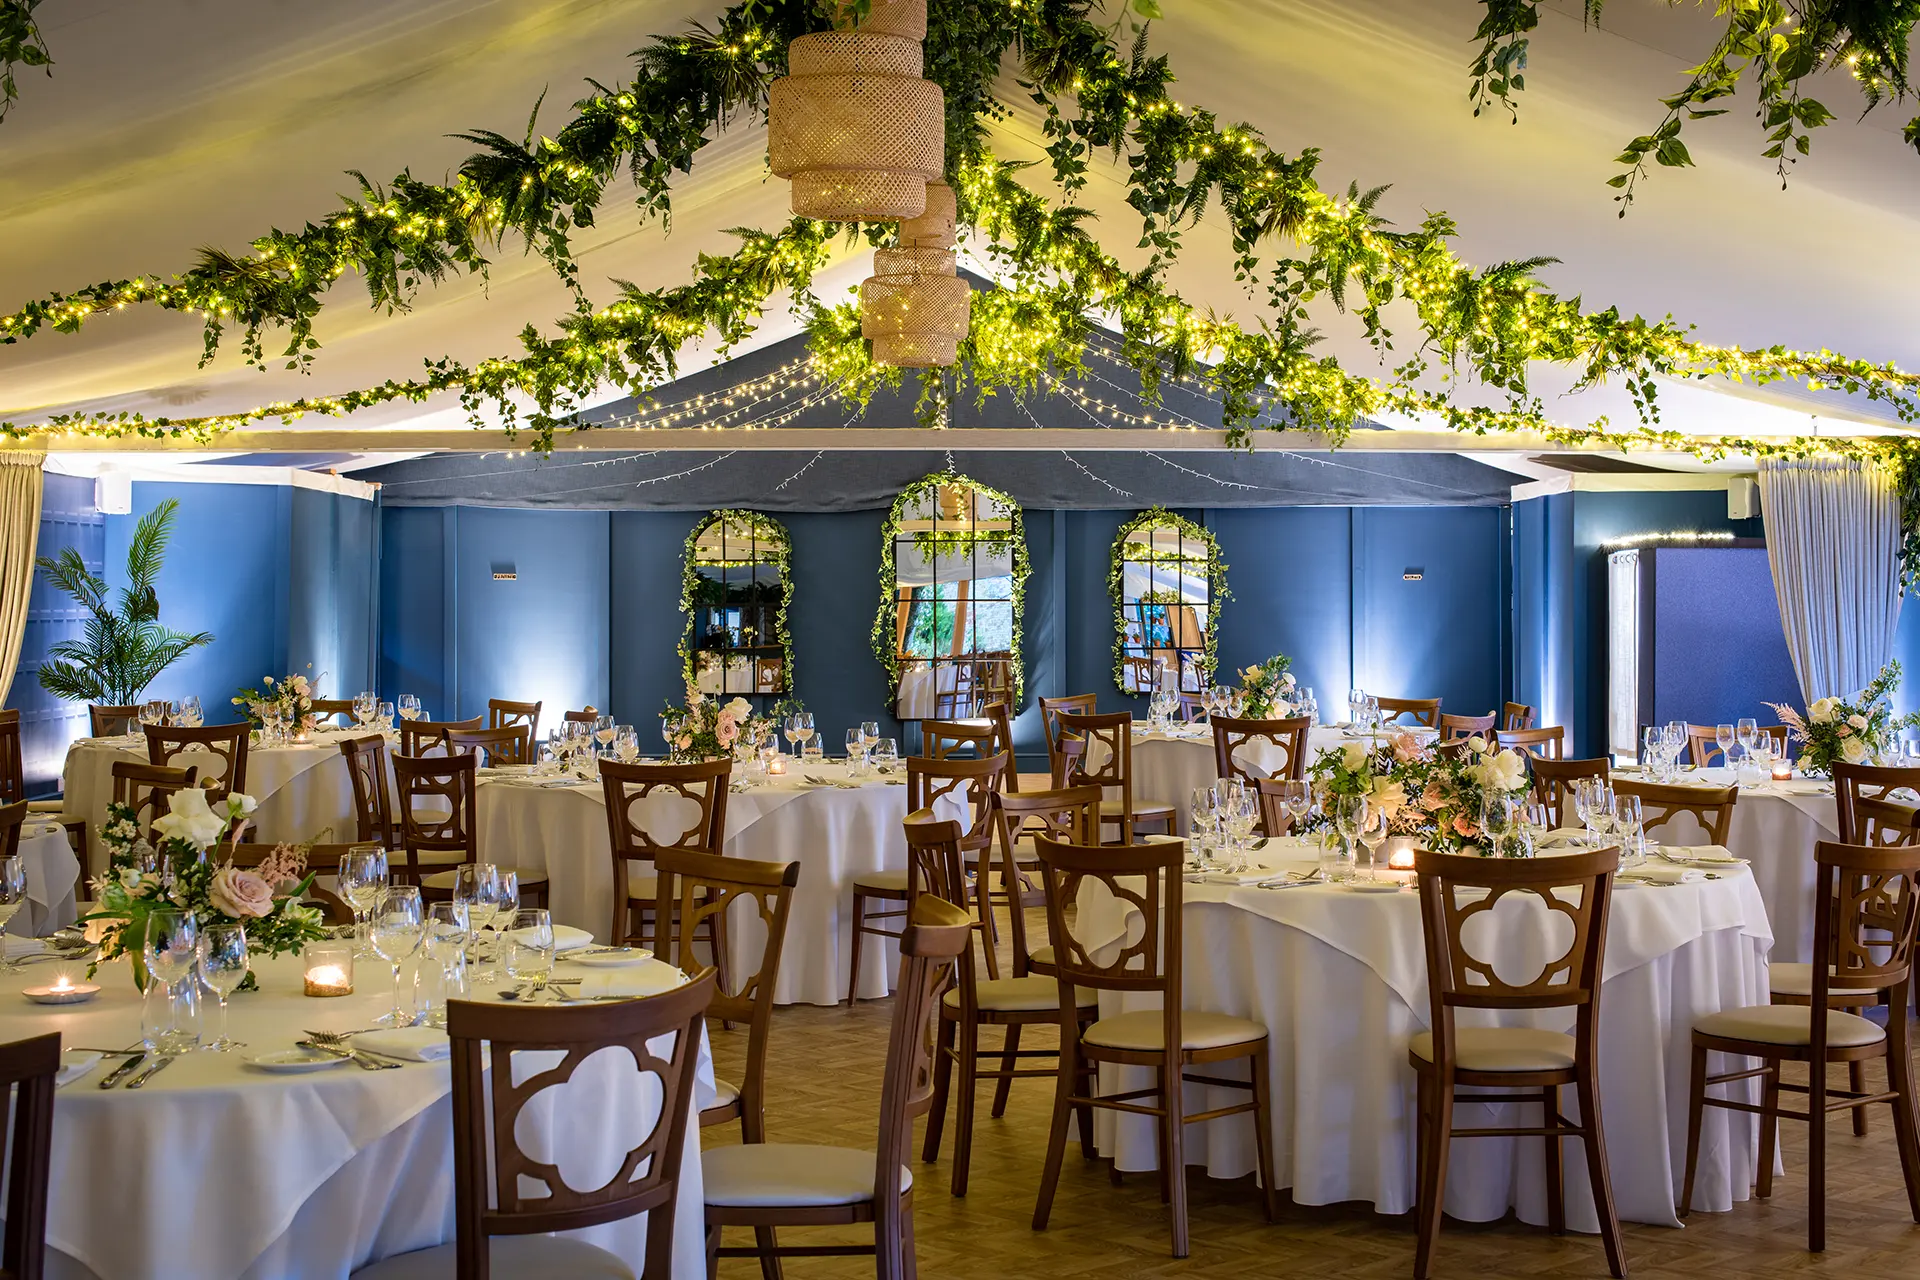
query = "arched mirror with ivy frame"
(1111, 508, 1227, 695)
(873, 473, 1028, 720)
(681, 510, 793, 697)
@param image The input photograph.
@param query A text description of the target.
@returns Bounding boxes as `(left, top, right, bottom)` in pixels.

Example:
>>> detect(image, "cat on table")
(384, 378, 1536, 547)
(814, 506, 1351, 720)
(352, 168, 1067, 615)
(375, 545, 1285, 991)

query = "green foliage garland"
(0, 0, 47, 124)
(1107, 507, 1226, 694)
(678, 509, 795, 695)
(871, 471, 1029, 707)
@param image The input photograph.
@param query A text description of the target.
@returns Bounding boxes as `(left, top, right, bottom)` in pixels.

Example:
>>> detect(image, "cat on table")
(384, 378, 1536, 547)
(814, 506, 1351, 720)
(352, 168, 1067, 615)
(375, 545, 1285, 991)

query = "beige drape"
(0, 452, 45, 705)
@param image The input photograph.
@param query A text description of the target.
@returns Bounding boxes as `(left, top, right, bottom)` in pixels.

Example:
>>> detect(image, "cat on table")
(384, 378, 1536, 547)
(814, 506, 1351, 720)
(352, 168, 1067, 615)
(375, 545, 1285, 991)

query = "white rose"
(1474, 749, 1528, 794)
(1808, 697, 1840, 725)
(1466, 735, 1487, 755)
(1842, 736, 1870, 764)
(725, 697, 753, 721)
(1847, 713, 1869, 730)
(152, 788, 227, 849)
(1280, 672, 1296, 690)
(227, 792, 257, 818)
(1340, 742, 1368, 771)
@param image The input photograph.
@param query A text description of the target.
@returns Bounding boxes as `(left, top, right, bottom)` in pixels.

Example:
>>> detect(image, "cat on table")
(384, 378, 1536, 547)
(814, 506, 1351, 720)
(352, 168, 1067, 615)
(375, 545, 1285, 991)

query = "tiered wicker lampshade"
(767, 0, 944, 221)
(860, 179, 970, 368)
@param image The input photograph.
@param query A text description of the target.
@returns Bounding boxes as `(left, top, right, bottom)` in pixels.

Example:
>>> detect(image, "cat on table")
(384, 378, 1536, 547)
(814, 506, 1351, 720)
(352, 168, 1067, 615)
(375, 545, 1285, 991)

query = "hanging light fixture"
(767, 0, 944, 222)
(860, 178, 970, 368)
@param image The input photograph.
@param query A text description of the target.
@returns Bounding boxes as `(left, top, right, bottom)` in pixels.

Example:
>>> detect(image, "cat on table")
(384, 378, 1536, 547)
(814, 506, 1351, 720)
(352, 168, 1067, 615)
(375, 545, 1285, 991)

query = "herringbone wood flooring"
(702, 902, 1920, 1279)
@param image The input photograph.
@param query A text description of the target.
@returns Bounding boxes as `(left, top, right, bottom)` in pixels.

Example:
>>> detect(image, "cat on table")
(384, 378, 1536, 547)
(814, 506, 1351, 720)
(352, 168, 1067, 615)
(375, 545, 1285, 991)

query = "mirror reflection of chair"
(686, 510, 792, 697)
(1113, 513, 1222, 697)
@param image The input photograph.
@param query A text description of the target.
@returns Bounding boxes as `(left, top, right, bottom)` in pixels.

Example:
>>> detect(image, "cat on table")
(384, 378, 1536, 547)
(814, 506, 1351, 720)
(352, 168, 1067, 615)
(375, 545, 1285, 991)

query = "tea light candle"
(767, 755, 788, 776)
(1771, 759, 1794, 782)
(304, 946, 354, 997)
(23, 973, 100, 1005)
(1385, 836, 1419, 872)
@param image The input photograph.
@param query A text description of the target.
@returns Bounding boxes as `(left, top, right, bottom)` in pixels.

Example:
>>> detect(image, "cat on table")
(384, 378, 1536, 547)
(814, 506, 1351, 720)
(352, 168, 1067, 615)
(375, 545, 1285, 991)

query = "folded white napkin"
(1660, 844, 1739, 864)
(501, 924, 593, 953)
(578, 965, 683, 1000)
(355, 1027, 450, 1062)
(1198, 866, 1279, 886)
(1626, 863, 1707, 885)
(56, 1050, 102, 1088)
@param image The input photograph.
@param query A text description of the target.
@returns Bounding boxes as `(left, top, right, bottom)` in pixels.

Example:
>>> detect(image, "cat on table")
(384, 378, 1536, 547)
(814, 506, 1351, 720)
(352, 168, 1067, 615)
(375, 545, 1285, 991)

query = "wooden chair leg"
(1414, 1072, 1453, 1280)
(971, 869, 1001, 981)
(991, 1024, 1021, 1118)
(1165, 1056, 1189, 1259)
(1851, 1057, 1871, 1137)
(1679, 1043, 1708, 1219)
(1032, 1032, 1078, 1230)
(1574, 1065, 1626, 1279)
(709, 898, 732, 1006)
(1250, 1044, 1279, 1221)
(901, 1199, 919, 1280)
(952, 1022, 979, 1197)
(1074, 1027, 1098, 1162)
(705, 1223, 721, 1280)
(847, 891, 869, 1005)
(1757, 1063, 1780, 1199)
(923, 1016, 955, 1164)
(1543, 1083, 1565, 1235)
(1888, 1033, 1920, 1222)
(1809, 1052, 1828, 1253)
(1153, 1065, 1171, 1206)
(753, 1226, 784, 1280)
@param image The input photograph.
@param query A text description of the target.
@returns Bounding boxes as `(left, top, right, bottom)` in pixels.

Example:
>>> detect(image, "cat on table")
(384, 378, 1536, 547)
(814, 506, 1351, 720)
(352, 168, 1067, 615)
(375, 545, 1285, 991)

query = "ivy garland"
(871, 471, 1029, 708)
(1107, 507, 1228, 695)
(678, 509, 795, 697)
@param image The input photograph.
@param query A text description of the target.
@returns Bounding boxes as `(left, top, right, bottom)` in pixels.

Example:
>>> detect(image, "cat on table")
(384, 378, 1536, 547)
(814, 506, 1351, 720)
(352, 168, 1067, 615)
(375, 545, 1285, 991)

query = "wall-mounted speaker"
(94, 473, 133, 515)
(1727, 476, 1758, 521)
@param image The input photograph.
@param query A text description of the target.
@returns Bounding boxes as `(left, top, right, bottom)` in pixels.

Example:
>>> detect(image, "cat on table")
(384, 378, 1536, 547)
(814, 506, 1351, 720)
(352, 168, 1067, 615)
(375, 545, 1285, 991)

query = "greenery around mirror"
(872, 471, 1028, 711)
(35, 497, 215, 705)
(679, 509, 793, 697)
(1109, 507, 1225, 695)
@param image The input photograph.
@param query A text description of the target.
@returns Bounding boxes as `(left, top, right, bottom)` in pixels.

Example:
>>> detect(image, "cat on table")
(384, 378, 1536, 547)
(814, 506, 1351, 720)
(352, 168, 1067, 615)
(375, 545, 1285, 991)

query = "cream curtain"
(1757, 456, 1903, 702)
(0, 453, 45, 704)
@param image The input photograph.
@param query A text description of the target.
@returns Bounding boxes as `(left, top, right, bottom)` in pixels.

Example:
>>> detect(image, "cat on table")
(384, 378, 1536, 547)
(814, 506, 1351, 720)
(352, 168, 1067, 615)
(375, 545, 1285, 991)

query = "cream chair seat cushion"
(702, 1142, 908, 1209)
(1029, 944, 1056, 969)
(944, 974, 1095, 1013)
(704, 1076, 741, 1114)
(352, 1234, 633, 1279)
(1409, 1027, 1577, 1073)
(1098, 798, 1175, 819)
(1768, 962, 1878, 1000)
(1694, 1004, 1887, 1048)
(852, 869, 908, 894)
(1082, 1008, 1267, 1052)
(421, 864, 549, 890)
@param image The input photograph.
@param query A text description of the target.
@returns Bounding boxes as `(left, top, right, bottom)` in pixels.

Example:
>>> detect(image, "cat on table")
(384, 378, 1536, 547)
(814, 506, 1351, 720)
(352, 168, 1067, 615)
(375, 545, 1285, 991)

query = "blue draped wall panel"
(5, 473, 102, 794)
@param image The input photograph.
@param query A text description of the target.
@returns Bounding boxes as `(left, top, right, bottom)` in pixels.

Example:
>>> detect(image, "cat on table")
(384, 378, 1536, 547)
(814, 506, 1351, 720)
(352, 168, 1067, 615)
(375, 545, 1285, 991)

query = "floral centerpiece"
(1237, 654, 1295, 718)
(233, 666, 319, 731)
(81, 789, 329, 990)
(1307, 731, 1533, 854)
(661, 689, 751, 763)
(1767, 660, 1920, 774)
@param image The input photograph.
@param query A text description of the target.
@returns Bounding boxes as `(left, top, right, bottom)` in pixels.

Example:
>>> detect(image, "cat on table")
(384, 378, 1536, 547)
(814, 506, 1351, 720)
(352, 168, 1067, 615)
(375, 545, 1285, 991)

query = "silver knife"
(98, 1052, 146, 1089)
(124, 1056, 175, 1089)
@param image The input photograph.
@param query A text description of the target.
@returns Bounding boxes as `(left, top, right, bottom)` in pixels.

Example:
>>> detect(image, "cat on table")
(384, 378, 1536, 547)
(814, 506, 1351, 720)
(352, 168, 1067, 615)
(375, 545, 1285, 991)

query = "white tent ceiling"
(3, 0, 1916, 459)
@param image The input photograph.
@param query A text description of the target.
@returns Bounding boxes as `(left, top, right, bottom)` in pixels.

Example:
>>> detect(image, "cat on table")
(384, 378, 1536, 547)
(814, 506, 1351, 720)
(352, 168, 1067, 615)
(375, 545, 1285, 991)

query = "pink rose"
(209, 866, 274, 918)
(716, 711, 739, 746)
(1451, 813, 1477, 838)
(675, 734, 693, 751)
(1422, 782, 1446, 809)
(1391, 732, 1423, 763)
(1835, 724, 1853, 738)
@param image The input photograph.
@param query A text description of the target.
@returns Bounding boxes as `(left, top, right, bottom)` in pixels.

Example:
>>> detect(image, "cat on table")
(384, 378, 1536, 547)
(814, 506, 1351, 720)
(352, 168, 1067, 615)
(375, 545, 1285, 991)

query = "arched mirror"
(681, 510, 792, 696)
(1111, 508, 1226, 694)
(874, 473, 1027, 720)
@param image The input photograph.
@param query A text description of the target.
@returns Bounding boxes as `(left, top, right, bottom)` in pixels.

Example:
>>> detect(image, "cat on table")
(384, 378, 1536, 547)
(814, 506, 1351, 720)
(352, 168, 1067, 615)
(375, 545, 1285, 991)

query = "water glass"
(1612, 795, 1644, 866)
(872, 738, 899, 772)
(613, 725, 639, 762)
(143, 908, 201, 1052)
(503, 908, 555, 997)
(354, 691, 378, 726)
(423, 902, 471, 1026)
(369, 886, 425, 1027)
(376, 701, 395, 731)
(177, 695, 203, 728)
(339, 844, 390, 955)
(197, 923, 250, 1051)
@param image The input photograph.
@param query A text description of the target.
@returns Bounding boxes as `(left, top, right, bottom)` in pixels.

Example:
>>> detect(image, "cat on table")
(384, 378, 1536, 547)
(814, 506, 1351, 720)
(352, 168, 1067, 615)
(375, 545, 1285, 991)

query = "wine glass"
(1279, 780, 1312, 835)
(1714, 723, 1735, 768)
(1356, 798, 1389, 879)
(1570, 778, 1597, 845)
(376, 701, 395, 732)
(338, 845, 389, 955)
(614, 724, 639, 762)
(1519, 801, 1552, 855)
(1612, 794, 1644, 866)
(144, 909, 199, 1050)
(424, 902, 470, 1026)
(845, 727, 867, 773)
(369, 886, 425, 1027)
(1330, 794, 1363, 881)
(1347, 689, 1365, 725)
(1736, 717, 1759, 758)
(178, 695, 203, 728)
(1188, 785, 1219, 868)
(783, 715, 801, 755)
(354, 691, 378, 727)
(503, 908, 555, 999)
(861, 721, 880, 755)
(794, 712, 816, 756)
(451, 863, 501, 978)
(197, 922, 250, 1051)
(1222, 780, 1257, 870)
(0, 856, 28, 945)
(1480, 793, 1515, 858)
(594, 715, 616, 754)
(139, 699, 167, 730)
(398, 694, 422, 722)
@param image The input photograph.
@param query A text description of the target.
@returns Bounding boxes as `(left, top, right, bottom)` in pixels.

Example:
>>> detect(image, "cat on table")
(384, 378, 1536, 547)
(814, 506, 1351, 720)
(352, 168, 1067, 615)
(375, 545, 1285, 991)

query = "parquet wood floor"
(701, 899, 1920, 1279)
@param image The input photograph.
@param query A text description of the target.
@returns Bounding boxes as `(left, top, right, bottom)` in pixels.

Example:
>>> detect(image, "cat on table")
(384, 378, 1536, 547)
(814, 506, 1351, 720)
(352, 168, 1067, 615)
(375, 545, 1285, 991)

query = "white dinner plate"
(245, 1047, 352, 1073)
(570, 950, 655, 969)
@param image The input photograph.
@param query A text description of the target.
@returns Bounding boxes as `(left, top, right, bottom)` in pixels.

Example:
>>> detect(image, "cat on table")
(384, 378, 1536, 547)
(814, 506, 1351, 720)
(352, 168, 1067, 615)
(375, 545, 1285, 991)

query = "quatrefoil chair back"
(1055, 709, 1176, 845)
(306, 698, 355, 727)
(1528, 757, 1609, 829)
(1439, 712, 1496, 741)
(922, 719, 1000, 776)
(1037, 694, 1096, 778)
(1831, 761, 1920, 848)
(338, 735, 397, 849)
(1029, 833, 1277, 1258)
(0, 1032, 59, 1280)
(110, 761, 199, 843)
(983, 784, 1102, 975)
(598, 759, 730, 967)
(1495, 725, 1565, 760)
(1375, 696, 1442, 728)
(1409, 846, 1625, 1280)
(486, 698, 542, 746)
(1502, 701, 1537, 731)
(390, 752, 477, 895)
(1612, 778, 1739, 846)
(352, 968, 716, 1280)
(1686, 723, 1790, 768)
(1209, 713, 1310, 795)
(702, 896, 971, 1278)
(443, 726, 533, 768)
(652, 847, 799, 1144)
(1680, 840, 1920, 1253)
(398, 717, 484, 758)
(143, 722, 249, 803)
(983, 700, 1020, 794)
(88, 704, 143, 738)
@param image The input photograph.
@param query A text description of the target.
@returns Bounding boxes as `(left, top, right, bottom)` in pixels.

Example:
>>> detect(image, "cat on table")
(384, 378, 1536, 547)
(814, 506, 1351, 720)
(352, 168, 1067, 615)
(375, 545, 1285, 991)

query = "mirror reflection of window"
(1116, 519, 1216, 694)
(687, 511, 789, 696)
(892, 481, 1017, 720)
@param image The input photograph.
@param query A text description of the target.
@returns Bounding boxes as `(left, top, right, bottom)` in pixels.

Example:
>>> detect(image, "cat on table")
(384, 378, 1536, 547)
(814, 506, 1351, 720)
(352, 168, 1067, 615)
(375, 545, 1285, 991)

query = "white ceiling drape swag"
(1757, 456, 1902, 703)
(0, 452, 45, 705)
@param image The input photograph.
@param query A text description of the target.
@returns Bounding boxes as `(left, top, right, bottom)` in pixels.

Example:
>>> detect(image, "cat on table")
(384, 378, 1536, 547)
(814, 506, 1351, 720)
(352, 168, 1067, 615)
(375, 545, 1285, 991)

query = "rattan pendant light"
(860, 179, 970, 367)
(767, 0, 944, 221)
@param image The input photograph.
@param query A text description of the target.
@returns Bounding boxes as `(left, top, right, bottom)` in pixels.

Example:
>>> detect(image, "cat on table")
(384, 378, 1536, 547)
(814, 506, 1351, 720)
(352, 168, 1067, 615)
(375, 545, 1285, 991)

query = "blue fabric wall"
(4, 473, 103, 794)
(1651, 546, 1801, 726)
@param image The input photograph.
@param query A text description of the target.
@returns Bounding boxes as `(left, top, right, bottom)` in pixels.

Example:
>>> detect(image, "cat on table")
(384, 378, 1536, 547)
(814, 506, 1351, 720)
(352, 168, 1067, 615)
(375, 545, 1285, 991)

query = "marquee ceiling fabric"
(5, 0, 1917, 445)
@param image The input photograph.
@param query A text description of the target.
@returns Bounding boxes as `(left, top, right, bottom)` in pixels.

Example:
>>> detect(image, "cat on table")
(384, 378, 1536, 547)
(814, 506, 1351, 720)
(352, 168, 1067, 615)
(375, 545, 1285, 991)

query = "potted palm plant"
(35, 498, 214, 704)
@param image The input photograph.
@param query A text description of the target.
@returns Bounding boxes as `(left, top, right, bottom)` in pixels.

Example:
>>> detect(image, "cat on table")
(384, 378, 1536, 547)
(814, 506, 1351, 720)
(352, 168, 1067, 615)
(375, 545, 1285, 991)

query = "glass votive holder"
(303, 945, 355, 997)
(1771, 759, 1795, 782)
(767, 755, 788, 776)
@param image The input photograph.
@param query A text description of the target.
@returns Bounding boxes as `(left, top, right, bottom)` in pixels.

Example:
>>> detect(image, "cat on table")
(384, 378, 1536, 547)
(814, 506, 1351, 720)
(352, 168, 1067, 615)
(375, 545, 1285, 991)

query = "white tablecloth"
(895, 664, 959, 720)
(1074, 843, 1773, 1229)
(13, 821, 81, 936)
(1127, 723, 1428, 834)
(475, 760, 956, 1006)
(13, 951, 712, 1280)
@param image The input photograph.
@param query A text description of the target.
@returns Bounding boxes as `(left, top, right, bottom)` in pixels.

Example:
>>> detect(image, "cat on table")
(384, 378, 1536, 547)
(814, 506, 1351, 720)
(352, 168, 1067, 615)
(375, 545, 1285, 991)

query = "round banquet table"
(62, 726, 380, 854)
(10, 820, 82, 937)
(475, 758, 959, 1006)
(9, 950, 712, 1280)
(1072, 840, 1773, 1230)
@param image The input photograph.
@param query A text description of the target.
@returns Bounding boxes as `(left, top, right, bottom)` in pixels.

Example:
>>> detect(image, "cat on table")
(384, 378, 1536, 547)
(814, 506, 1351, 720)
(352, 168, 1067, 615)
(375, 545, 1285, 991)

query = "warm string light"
(1602, 530, 1740, 550)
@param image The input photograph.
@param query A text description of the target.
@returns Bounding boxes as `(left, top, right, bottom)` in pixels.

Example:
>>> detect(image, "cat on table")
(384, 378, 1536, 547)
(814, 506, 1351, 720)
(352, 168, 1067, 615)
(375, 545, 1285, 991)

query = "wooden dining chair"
(143, 722, 249, 802)
(1680, 840, 1920, 1252)
(354, 969, 715, 1280)
(1684, 725, 1730, 768)
(1439, 712, 1496, 741)
(1253, 777, 1309, 840)
(0, 1032, 60, 1280)
(1831, 761, 1920, 847)
(981, 786, 1102, 976)
(1029, 833, 1277, 1257)
(486, 698, 542, 745)
(563, 707, 599, 725)
(1612, 778, 1739, 845)
(1209, 714, 1310, 790)
(599, 758, 730, 964)
(983, 701, 1020, 794)
(399, 716, 485, 758)
(923, 810, 1099, 1197)
(307, 698, 355, 727)
(88, 704, 142, 738)
(1502, 701, 1537, 731)
(1375, 696, 1442, 728)
(1056, 710, 1175, 845)
(0, 801, 23, 864)
(1175, 692, 1207, 723)
(444, 725, 533, 768)
(1038, 694, 1097, 779)
(110, 761, 199, 841)
(0, 711, 21, 807)
(653, 848, 798, 1144)
(227, 843, 357, 924)
(390, 752, 478, 894)
(338, 735, 397, 849)
(1496, 725, 1566, 760)
(1529, 757, 1609, 829)
(703, 896, 969, 1278)
(1410, 846, 1626, 1280)
(1121, 655, 1159, 694)
(850, 753, 1008, 1001)
(922, 719, 1000, 774)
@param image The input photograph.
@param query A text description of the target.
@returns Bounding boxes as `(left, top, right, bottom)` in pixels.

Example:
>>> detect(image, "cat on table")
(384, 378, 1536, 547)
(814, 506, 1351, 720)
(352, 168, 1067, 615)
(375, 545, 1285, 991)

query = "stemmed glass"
(1277, 780, 1312, 835)
(1480, 794, 1515, 858)
(197, 923, 249, 1051)
(1519, 801, 1551, 855)
(594, 715, 617, 756)
(1714, 723, 1736, 768)
(376, 701, 395, 732)
(1188, 785, 1219, 869)
(861, 721, 880, 758)
(504, 908, 555, 999)
(369, 886, 425, 1027)
(139, 699, 168, 731)
(872, 738, 899, 773)
(1356, 798, 1389, 879)
(451, 863, 500, 978)
(0, 856, 28, 951)
(846, 727, 867, 770)
(783, 715, 802, 756)
(338, 845, 389, 955)
(397, 694, 422, 722)
(1347, 689, 1365, 725)
(353, 691, 378, 728)
(1328, 794, 1362, 882)
(613, 725, 639, 762)
(143, 909, 199, 1052)
(1222, 780, 1257, 871)
(794, 712, 816, 757)
(1613, 794, 1645, 866)
(176, 695, 203, 728)
(1736, 717, 1759, 762)
(423, 902, 470, 1027)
